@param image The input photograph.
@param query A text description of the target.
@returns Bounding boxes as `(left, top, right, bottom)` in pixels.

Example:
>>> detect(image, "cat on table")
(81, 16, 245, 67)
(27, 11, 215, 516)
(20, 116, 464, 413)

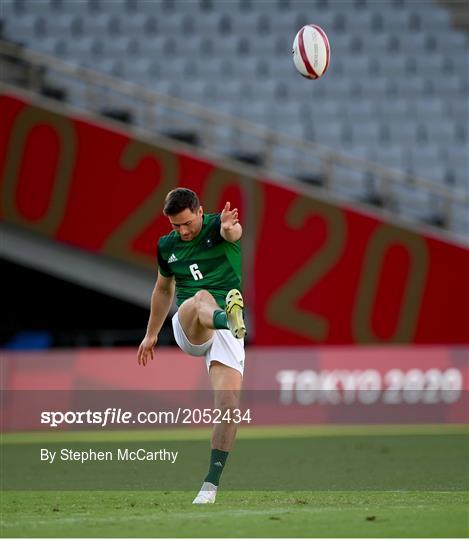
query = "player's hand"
(221, 201, 239, 231)
(137, 335, 157, 367)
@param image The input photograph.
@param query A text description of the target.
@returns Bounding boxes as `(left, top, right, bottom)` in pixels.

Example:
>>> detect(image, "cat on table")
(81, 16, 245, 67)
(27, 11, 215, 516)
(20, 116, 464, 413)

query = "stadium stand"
(0, 0, 467, 236)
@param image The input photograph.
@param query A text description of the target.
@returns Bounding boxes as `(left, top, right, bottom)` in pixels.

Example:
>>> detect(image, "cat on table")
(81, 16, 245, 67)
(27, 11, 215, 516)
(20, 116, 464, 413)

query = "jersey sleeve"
(157, 240, 173, 277)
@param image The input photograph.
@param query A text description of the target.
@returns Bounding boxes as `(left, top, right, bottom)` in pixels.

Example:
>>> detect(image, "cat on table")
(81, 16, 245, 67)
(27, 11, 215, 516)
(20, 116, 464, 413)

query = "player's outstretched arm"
(137, 272, 175, 367)
(220, 201, 242, 242)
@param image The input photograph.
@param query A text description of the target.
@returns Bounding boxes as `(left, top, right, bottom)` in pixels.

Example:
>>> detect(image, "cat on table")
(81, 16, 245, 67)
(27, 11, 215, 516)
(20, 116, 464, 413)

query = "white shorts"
(172, 312, 245, 376)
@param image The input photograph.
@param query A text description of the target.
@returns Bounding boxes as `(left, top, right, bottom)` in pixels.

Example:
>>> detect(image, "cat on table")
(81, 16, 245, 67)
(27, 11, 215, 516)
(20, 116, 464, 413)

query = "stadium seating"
(1, 0, 468, 233)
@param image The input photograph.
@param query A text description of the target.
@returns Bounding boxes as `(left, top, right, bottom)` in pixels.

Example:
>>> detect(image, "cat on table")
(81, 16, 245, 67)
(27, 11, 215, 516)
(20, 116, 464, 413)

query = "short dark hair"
(163, 188, 200, 216)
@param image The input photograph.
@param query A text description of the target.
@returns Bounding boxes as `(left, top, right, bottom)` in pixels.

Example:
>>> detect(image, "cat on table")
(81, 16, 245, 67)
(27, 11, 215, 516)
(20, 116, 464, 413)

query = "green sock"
(204, 448, 229, 486)
(213, 309, 229, 330)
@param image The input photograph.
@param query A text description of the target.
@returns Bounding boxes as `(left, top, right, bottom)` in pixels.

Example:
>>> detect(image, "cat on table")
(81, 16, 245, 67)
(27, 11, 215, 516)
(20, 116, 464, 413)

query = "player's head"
(163, 188, 203, 242)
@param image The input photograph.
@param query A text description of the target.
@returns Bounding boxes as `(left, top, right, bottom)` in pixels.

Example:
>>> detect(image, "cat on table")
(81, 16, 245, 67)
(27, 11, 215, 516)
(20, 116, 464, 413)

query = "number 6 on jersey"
(190, 263, 204, 281)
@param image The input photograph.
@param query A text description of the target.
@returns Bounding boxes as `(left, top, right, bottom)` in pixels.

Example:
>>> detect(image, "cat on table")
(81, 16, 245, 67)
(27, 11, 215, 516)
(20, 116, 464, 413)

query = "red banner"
(1, 93, 468, 344)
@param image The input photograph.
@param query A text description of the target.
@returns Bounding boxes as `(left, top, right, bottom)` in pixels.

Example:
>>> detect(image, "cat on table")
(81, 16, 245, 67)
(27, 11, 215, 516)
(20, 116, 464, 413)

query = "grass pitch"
(3, 490, 468, 538)
(1, 425, 468, 537)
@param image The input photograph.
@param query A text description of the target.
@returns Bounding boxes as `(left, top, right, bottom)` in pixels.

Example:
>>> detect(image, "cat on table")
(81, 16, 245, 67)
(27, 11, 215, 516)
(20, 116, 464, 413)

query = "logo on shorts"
(168, 253, 178, 263)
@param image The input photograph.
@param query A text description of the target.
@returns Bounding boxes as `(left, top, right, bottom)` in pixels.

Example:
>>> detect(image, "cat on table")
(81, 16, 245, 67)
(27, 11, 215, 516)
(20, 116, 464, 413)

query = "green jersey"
(157, 213, 242, 309)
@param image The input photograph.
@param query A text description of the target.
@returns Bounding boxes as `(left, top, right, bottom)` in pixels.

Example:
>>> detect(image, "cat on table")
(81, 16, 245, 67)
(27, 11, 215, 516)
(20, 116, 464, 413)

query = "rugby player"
(137, 188, 246, 504)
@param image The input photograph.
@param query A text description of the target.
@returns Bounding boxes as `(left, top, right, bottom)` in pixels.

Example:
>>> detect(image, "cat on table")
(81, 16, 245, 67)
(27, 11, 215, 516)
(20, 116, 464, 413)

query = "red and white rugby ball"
(292, 24, 331, 80)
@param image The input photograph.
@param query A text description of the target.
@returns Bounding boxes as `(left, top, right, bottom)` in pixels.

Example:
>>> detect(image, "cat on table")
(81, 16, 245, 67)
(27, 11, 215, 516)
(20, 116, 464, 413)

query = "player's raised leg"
(193, 362, 242, 504)
(176, 290, 218, 345)
(178, 289, 246, 343)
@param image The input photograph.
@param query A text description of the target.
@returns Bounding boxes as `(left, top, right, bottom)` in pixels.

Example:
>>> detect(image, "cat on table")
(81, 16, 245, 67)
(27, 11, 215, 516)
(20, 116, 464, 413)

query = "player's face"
(168, 207, 203, 241)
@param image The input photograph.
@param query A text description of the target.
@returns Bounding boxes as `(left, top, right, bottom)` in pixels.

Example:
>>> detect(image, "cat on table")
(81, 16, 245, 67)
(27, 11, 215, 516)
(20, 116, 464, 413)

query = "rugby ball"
(292, 24, 331, 79)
